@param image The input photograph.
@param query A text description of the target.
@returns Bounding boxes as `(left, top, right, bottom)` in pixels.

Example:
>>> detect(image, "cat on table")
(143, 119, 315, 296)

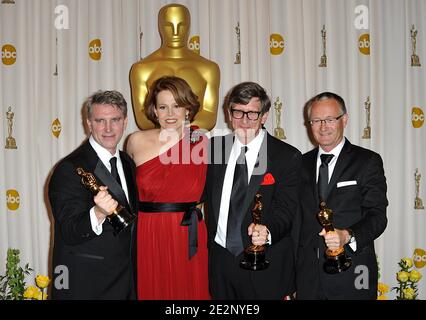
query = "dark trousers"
(208, 241, 258, 300)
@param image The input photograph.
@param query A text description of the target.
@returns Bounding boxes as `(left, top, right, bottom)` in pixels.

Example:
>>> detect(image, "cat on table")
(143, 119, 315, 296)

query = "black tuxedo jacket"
(48, 140, 138, 300)
(204, 132, 302, 298)
(296, 139, 388, 299)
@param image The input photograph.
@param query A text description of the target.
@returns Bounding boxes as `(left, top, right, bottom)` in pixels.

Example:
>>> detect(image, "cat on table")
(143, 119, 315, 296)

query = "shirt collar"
(318, 137, 346, 159)
(233, 129, 265, 156)
(89, 135, 120, 165)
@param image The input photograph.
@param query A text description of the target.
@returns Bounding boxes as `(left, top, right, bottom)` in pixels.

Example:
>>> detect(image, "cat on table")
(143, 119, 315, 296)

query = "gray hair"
(305, 91, 347, 118)
(86, 90, 127, 119)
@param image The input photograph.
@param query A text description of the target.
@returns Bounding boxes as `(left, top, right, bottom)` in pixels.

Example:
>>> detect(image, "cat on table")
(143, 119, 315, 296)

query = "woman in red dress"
(126, 76, 210, 299)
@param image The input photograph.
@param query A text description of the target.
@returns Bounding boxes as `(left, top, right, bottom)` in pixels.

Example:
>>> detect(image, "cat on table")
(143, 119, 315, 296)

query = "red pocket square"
(261, 173, 275, 185)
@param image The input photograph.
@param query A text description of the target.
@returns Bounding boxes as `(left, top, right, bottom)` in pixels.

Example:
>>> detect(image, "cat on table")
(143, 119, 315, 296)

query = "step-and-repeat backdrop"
(1, 0, 425, 299)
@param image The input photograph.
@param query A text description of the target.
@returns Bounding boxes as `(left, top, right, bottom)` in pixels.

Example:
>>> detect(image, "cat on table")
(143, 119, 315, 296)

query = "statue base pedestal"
(5, 137, 17, 149)
(319, 55, 327, 67)
(240, 245, 269, 271)
(415, 197, 424, 210)
(274, 127, 286, 140)
(411, 55, 421, 67)
(323, 250, 352, 274)
(234, 53, 241, 64)
(362, 127, 371, 139)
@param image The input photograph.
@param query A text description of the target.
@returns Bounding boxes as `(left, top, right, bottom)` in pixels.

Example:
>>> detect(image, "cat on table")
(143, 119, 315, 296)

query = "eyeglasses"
(309, 114, 345, 126)
(230, 108, 262, 121)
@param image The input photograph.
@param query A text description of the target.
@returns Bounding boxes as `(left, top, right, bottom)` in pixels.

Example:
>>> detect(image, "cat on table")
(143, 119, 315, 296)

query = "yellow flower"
(378, 282, 390, 294)
(23, 286, 40, 299)
(409, 270, 423, 283)
(377, 294, 388, 300)
(397, 271, 409, 283)
(35, 275, 50, 289)
(402, 287, 415, 300)
(401, 258, 413, 268)
(34, 290, 48, 300)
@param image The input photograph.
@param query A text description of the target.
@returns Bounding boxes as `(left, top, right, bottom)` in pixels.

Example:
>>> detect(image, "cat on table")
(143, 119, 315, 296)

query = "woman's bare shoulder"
(129, 129, 160, 141)
(127, 129, 160, 152)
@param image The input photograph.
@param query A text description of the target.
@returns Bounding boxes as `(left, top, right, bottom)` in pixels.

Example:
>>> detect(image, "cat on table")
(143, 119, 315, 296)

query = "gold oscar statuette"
(362, 96, 371, 139)
(317, 202, 352, 274)
(76, 167, 135, 235)
(129, 3, 220, 131)
(319, 25, 327, 67)
(411, 25, 421, 67)
(234, 22, 241, 64)
(240, 193, 270, 271)
(273, 97, 286, 140)
(5, 106, 17, 149)
(415, 168, 424, 210)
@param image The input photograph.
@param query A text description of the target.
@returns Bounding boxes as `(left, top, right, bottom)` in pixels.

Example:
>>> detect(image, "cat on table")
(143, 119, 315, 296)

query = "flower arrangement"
(392, 258, 423, 300)
(23, 275, 50, 300)
(0, 248, 32, 300)
(0, 248, 50, 300)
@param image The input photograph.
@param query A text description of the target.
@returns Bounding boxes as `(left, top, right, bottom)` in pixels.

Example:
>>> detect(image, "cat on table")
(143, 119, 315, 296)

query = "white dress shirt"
(215, 129, 266, 247)
(316, 137, 356, 251)
(88, 135, 129, 235)
(316, 137, 345, 183)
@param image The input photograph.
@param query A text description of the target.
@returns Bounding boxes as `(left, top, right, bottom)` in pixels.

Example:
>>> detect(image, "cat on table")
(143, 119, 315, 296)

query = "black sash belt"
(139, 201, 202, 259)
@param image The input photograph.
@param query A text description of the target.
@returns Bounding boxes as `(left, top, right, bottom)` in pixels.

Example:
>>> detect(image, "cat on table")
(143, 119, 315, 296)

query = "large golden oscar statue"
(129, 4, 220, 130)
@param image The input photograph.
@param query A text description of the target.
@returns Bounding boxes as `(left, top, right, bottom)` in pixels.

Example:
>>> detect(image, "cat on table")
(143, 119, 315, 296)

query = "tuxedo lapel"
(121, 153, 136, 213)
(242, 174, 263, 216)
(327, 140, 353, 199)
(94, 160, 129, 210)
(239, 133, 268, 218)
(307, 148, 319, 201)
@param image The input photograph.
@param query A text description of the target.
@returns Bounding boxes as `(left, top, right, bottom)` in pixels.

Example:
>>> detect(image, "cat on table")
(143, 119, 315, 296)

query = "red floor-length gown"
(136, 135, 210, 300)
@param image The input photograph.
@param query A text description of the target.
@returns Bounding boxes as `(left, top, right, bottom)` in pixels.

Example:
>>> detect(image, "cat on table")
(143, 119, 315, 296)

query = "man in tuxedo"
(296, 92, 388, 299)
(203, 82, 302, 299)
(48, 90, 138, 299)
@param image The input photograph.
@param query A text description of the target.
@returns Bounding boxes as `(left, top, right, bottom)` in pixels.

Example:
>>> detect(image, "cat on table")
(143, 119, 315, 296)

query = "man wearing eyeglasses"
(296, 92, 388, 299)
(203, 82, 302, 299)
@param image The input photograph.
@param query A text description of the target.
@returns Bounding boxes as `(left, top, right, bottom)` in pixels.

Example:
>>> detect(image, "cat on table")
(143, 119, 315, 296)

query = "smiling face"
(229, 97, 269, 145)
(309, 98, 348, 152)
(86, 104, 128, 155)
(154, 90, 188, 132)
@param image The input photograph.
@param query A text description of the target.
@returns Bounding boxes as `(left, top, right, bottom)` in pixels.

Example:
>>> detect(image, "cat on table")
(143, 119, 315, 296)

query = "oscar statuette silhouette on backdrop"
(76, 167, 135, 235)
(362, 96, 371, 139)
(240, 193, 269, 271)
(5, 106, 17, 149)
(130, 3, 220, 131)
(415, 168, 424, 210)
(411, 24, 421, 67)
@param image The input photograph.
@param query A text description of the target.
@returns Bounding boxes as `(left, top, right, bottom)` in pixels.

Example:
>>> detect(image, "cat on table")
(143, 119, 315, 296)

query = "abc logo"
(358, 34, 370, 55)
(270, 34, 284, 55)
(413, 248, 426, 268)
(89, 39, 102, 61)
(2, 44, 17, 65)
(52, 118, 62, 138)
(6, 189, 20, 211)
(411, 107, 424, 128)
(188, 36, 200, 55)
